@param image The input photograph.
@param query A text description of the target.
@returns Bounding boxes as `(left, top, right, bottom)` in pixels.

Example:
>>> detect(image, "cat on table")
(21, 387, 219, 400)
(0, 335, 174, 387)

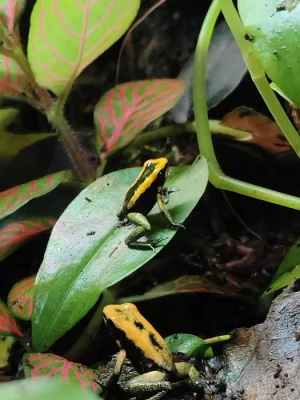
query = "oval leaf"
(7, 276, 36, 321)
(165, 334, 213, 359)
(28, 0, 140, 97)
(0, 299, 23, 337)
(32, 156, 208, 351)
(0, 171, 71, 221)
(23, 353, 102, 395)
(94, 79, 186, 158)
(0, 379, 102, 400)
(0, 218, 56, 262)
(0, 0, 26, 33)
(238, 0, 300, 107)
(0, 54, 29, 98)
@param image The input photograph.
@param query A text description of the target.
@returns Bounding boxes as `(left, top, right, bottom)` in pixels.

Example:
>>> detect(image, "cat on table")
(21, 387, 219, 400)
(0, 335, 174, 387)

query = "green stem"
(193, 0, 300, 210)
(47, 109, 95, 181)
(124, 121, 251, 156)
(205, 334, 231, 345)
(218, 0, 300, 156)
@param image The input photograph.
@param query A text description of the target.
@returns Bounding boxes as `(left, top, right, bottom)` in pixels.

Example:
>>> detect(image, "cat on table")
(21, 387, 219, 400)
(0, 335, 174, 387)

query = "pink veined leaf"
(23, 353, 102, 394)
(0, 54, 30, 98)
(0, 0, 26, 34)
(94, 79, 186, 158)
(0, 218, 56, 262)
(0, 170, 72, 221)
(0, 299, 23, 337)
(27, 0, 140, 97)
(8, 275, 36, 321)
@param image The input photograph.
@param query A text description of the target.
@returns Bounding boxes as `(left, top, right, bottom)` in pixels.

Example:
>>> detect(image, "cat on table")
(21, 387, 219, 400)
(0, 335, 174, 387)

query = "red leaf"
(23, 353, 102, 394)
(0, 171, 71, 220)
(0, 0, 26, 33)
(0, 299, 23, 337)
(8, 276, 36, 321)
(0, 218, 56, 262)
(94, 79, 186, 158)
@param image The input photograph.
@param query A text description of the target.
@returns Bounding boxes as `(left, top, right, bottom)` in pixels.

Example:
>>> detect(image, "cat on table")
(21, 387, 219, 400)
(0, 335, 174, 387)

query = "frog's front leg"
(157, 193, 185, 229)
(161, 187, 179, 205)
(125, 213, 164, 251)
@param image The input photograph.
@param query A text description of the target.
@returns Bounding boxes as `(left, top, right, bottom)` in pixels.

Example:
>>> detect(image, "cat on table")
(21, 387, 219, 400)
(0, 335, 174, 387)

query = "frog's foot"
(161, 187, 180, 205)
(125, 213, 165, 252)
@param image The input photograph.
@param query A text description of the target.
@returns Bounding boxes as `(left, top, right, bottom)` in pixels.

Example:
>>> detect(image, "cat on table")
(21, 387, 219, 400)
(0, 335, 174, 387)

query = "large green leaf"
(238, 0, 300, 107)
(32, 156, 208, 351)
(28, 0, 140, 97)
(0, 379, 102, 400)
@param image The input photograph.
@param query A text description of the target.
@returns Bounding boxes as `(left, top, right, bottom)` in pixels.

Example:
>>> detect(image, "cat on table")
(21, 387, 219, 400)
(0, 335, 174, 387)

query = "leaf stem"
(193, 0, 300, 210)
(47, 108, 96, 181)
(218, 0, 300, 156)
(205, 334, 231, 344)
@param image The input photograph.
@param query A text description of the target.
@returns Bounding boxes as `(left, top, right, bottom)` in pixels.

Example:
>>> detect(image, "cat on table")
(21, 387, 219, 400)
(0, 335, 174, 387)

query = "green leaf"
(0, 218, 56, 262)
(0, 171, 72, 221)
(0, 108, 19, 129)
(165, 334, 213, 359)
(0, 299, 23, 337)
(32, 156, 208, 352)
(261, 237, 300, 297)
(238, 0, 300, 107)
(7, 276, 36, 321)
(0, 378, 102, 400)
(0, 0, 26, 33)
(0, 54, 29, 98)
(263, 264, 300, 296)
(94, 79, 186, 158)
(23, 353, 102, 395)
(28, 0, 140, 97)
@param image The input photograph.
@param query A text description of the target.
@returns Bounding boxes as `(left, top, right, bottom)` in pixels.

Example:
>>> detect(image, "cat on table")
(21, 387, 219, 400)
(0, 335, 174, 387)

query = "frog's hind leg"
(126, 213, 164, 251)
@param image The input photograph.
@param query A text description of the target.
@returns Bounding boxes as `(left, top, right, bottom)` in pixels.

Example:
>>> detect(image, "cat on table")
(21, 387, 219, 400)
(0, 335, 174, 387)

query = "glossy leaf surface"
(32, 156, 208, 351)
(0, 0, 26, 33)
(94, 79, 186, 157)
(238, 0, 300, 107)
(0, 299, 22, 337)
(263, 264, 300, 296)
(28, 0, 140, 96)
(8, 276, 36, 320)
(0, 171, 70, 221)
(165, 334, 213, 359)
(23, 353, 102, 395)
(0, 218, 55, 262)
(0, 379, 102, 400)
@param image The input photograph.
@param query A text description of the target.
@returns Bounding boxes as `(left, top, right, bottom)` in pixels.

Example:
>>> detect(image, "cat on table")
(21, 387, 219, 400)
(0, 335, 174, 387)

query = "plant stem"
(193, 0, 300, 210)
(218, 0, 300, 156)
(47, 109, 95, 181)
(205, 334, 231, 344)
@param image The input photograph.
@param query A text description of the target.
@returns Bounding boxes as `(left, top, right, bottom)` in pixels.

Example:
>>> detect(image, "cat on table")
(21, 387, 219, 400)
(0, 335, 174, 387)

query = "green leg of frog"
(125, 213, 164, 251)
(156, 193, 185, 229)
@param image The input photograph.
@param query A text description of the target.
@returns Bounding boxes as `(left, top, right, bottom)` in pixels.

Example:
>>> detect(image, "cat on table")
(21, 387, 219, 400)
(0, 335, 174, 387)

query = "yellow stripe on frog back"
(127, 158, 168, 209)
(104, 303, 174, 372)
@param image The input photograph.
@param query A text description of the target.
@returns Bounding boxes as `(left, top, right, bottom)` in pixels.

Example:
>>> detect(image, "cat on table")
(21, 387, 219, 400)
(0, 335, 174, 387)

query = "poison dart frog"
(99, 303, 203, 399)
(117, 158, 184, 251)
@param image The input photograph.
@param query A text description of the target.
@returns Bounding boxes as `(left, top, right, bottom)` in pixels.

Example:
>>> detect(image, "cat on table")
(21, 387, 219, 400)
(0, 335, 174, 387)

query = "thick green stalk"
(193, 0, 300, 210)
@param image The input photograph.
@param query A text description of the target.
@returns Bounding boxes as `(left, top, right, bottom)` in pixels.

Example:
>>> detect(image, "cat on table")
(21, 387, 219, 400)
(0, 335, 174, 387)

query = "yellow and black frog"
(98, 303, 203, 399)
(117, 158, 184, 251)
